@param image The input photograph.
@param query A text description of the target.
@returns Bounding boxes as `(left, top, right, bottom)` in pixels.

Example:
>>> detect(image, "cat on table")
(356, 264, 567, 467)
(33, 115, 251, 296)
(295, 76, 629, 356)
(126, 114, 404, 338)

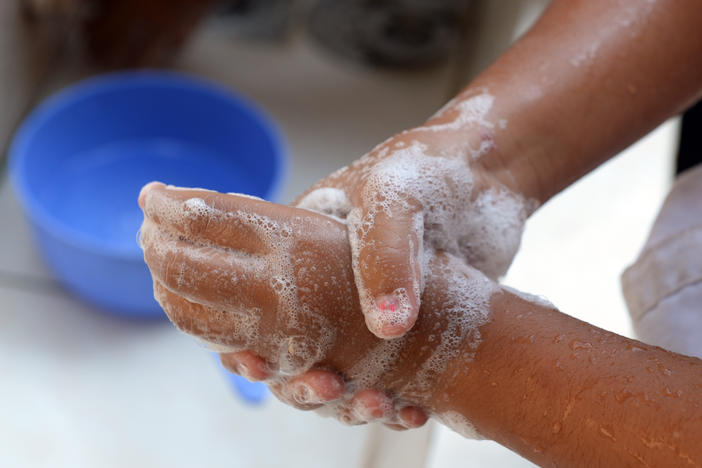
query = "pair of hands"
(139, 116, 533, 429)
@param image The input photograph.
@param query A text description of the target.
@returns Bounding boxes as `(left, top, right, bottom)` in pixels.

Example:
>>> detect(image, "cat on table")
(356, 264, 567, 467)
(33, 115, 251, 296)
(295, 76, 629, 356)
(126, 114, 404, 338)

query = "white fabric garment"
(622, 164, 702, 358)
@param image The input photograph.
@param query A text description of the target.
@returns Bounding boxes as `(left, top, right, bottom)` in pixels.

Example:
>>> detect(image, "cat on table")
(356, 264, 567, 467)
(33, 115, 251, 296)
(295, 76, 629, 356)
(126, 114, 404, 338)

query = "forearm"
(141, 185, 702, 456)
(423, 0, 702, 203)
(433, 288, 702, 467)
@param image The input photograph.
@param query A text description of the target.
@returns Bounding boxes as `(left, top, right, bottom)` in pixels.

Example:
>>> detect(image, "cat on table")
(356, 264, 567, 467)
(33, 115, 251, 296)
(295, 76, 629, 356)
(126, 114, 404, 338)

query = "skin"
(139, 183, 428, 428)
(285, 0, 702, 422)
(139, 184, 702, 467)
(297, 0, 702, 344)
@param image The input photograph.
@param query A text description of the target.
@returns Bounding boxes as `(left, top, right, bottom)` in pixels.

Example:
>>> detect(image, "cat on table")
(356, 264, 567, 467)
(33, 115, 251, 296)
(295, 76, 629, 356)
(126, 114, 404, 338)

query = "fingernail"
(351, 391, 394, 422)
(340, 412, 364, 426)
(291, 382, 315, 404)
(353, 400, 391, 422)
(377, 295, 399, 314)
(138, 181, 163, 209)
(234, 361, 251, 379)
(369, 292, 413, 338)
(353, 401, 386, 421)
(238, 360, 273, 382)
(398, 406, 429, 428)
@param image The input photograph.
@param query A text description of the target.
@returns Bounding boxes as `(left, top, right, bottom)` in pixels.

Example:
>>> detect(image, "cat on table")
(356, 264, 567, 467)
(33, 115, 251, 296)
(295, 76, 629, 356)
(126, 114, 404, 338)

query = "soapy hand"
(139, 183, 495, 430)
(139, 183, 431, 428)
(295, 90, 534, 339)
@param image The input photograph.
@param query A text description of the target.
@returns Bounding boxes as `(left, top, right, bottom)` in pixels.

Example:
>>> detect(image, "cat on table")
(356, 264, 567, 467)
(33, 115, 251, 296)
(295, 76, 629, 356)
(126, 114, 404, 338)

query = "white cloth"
(622, 165, 702, 358)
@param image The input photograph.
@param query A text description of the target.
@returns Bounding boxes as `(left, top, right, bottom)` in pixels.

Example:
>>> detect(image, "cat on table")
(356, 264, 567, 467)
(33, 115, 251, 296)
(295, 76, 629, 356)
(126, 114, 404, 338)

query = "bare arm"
(449, 0, 702, 202)
(139, 185, 702, 467)
(439, 288, 702, 467)
(293, 0, 702, 344)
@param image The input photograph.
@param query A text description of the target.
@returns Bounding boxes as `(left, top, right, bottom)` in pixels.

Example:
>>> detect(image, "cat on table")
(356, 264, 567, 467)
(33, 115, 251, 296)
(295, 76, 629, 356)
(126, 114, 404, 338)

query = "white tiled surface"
(0, 2, 679, 467)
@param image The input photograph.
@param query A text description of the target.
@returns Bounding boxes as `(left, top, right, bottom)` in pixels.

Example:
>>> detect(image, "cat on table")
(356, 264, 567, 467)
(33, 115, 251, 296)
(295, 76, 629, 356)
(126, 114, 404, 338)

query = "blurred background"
(0, 0, 681, 466)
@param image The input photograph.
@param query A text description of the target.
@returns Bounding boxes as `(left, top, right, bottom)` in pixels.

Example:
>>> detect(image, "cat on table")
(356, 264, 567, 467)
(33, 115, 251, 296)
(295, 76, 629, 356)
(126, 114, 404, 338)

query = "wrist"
(402, 256, 501, 415)
(408, 87, 558, 208)
(393, 125, 542, 215)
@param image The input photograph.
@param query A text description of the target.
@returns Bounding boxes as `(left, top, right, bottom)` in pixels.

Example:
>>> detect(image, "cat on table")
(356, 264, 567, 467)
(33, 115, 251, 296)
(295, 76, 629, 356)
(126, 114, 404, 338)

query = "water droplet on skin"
(614, 390, 634, 403)
(663, 387, 683, 398)
(569, 340, 592, 351)
(599, 426, 616, 442)
(657, 363, 673, 376)
(552, 422, 562, 434)
(293, 383, 311, 404)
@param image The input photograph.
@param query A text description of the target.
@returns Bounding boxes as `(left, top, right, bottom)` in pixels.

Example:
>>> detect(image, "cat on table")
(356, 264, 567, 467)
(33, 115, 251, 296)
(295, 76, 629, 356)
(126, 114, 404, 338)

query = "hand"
(139, 182, 495, 429)
(294, 92, 534, 339)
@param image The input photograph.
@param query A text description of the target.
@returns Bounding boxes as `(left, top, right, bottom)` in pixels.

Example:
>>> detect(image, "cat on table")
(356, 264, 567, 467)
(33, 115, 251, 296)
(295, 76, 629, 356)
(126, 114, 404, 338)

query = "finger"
(383, 423, 408, 431)
(266, 380, 322, 411)
(140, 182, 350, 256)
(294, 187, 352, 219)
(329, 406, 367, 426)
(350, 389, 395, 422)
(219, 351, 272, 381)
(139, 181, 273, 254)
(153, 280, 261, 349)
(347, 204, 424, 339)
(284, 370, 345, 405)
(141, 222, 275, 311)
(398, 406, 429, 428)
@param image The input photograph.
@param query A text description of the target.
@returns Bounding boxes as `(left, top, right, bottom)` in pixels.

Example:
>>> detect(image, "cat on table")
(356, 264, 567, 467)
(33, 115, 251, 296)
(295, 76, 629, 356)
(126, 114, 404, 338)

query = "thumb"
(347, 204, 424, 339)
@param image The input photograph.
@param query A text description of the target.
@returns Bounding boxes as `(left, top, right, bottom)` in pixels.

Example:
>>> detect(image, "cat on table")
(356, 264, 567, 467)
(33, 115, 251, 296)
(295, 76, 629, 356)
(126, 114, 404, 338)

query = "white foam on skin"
(160, 184, 215, 193)
(283, 253, 495, 439)
(340, 139, 530, 332)
(436, 410, 483, 440)
(142, 219, 266, 349)
(402, 254, 495, 401)
(296, 187, 352, 221)
(351, 394, 393, 422)
(420, 91, 498, 161)
(139, 85, 532, 433)
(227, 192, 264, 201)
(142, 186, 495, 437)
(345, 142, 466, 333)
(140, 188, 336, 374)
(296, 90, 532, 337)
(344, 339, 406, 393)
(424, 92, 495, 134)
(503, 285, 555, 309)
(458, 189, 534, 279)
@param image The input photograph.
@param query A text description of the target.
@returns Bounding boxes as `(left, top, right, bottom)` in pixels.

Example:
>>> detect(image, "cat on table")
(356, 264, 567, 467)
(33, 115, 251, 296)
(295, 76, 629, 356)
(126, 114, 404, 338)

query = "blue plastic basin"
(8, 71, 286, 318)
